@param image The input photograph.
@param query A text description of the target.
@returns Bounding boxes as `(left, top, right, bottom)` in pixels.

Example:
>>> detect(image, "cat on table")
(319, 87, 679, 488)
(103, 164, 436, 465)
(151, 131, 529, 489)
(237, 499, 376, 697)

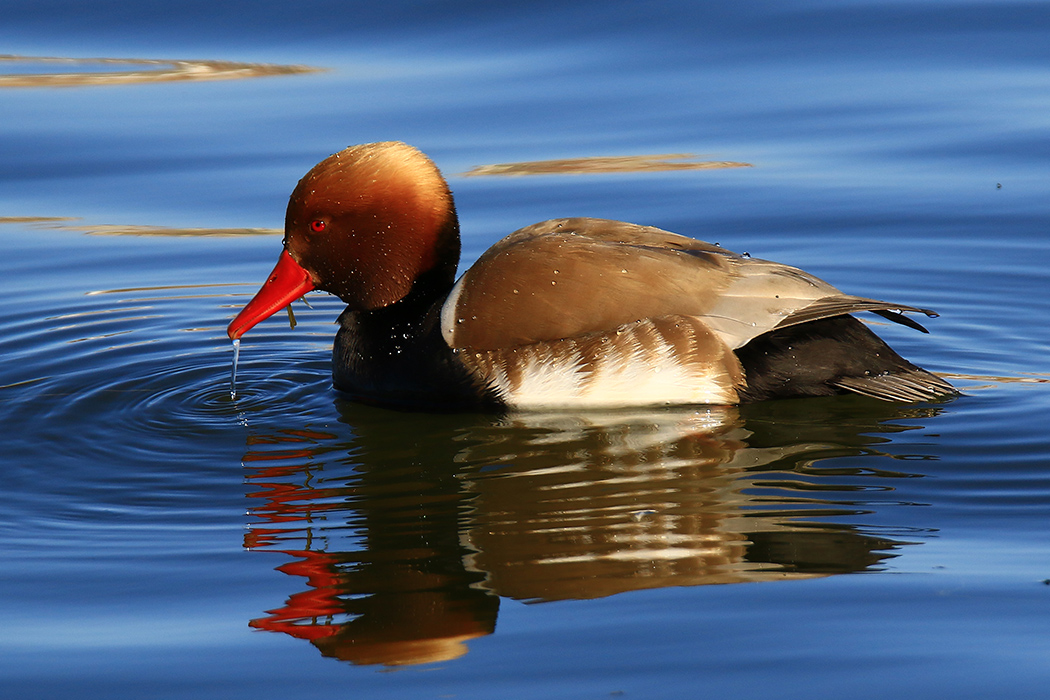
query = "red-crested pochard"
(228, 141, 956, 410)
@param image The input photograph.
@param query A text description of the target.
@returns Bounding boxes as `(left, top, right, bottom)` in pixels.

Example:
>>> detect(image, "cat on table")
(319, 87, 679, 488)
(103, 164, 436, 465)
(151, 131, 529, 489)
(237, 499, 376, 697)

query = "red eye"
(309, 219, 326, 233)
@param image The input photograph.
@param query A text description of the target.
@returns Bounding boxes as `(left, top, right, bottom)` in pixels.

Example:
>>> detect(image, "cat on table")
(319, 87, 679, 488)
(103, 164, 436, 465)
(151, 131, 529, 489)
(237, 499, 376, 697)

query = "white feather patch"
(464, 319, 738, 408)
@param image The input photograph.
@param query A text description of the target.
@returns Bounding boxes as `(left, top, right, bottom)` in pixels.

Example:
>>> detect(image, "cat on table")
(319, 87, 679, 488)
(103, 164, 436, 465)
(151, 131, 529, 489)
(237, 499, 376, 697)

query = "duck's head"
(227, 142, 461, 340)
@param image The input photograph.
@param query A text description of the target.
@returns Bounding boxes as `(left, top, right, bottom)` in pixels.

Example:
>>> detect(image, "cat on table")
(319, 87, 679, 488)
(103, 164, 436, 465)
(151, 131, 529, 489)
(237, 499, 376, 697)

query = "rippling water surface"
(2, 2, 1050, 698)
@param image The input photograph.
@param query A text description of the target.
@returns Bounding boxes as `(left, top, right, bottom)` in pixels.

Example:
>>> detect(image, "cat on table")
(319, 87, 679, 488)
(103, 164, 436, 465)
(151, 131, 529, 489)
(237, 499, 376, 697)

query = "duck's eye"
(309, 219, 327, 233)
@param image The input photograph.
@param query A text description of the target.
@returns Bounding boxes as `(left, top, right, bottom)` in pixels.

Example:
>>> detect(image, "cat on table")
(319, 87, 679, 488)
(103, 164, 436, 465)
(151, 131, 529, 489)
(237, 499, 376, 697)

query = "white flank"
(492, 321, 736, 409)
(486, 347, 587, 405)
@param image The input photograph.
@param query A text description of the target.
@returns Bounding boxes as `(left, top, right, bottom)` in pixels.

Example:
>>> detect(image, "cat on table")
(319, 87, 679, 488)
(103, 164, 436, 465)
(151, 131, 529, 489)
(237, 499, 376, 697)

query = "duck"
(227, 141, 957, 410)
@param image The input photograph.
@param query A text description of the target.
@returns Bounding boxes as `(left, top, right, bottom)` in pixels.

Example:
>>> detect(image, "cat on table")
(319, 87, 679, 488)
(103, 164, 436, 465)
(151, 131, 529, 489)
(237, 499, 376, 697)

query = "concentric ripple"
(0, 274, 342, 470)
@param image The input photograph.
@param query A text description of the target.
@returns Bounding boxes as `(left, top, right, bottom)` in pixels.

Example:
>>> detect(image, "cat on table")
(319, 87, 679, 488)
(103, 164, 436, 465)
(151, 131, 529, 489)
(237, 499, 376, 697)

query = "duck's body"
(228, 142, 956, 410)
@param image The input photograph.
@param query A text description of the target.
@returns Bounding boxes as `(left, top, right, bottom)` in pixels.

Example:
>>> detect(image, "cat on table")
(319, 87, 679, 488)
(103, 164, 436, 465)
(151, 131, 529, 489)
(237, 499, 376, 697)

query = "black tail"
(735, 315, 958, 403)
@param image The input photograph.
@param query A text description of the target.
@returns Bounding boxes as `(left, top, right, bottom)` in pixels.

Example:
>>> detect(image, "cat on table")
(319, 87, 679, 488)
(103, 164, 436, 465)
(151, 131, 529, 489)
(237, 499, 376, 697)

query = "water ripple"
(0, 278, 338, 467)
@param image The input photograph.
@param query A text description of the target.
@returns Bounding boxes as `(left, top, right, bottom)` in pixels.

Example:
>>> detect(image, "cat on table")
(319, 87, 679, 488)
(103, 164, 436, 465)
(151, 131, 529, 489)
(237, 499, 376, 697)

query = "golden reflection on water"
(0, 218, 281, 237)
(0, 216, 79, 224)
(0, 54, 321, 88)
(940, 371, 1050, 388)
(76, 224, 282, 237)
(462, 153, 752, 176)
(242, 398, 944, 667)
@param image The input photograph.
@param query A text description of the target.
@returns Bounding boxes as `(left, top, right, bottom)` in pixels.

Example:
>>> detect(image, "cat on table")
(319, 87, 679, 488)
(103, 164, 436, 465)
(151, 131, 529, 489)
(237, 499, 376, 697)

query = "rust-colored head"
(227, 142, 461, 339)
(285, 141, 460, 307)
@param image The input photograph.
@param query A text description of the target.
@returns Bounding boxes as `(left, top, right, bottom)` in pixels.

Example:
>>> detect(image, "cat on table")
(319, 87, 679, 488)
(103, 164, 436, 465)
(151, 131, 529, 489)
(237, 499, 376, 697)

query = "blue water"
(2, 2, 1050, 698)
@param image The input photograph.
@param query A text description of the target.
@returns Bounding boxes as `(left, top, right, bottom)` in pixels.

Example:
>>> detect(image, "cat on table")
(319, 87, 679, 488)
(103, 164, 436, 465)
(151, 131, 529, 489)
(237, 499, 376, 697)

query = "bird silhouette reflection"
(243, 396, 944, 666)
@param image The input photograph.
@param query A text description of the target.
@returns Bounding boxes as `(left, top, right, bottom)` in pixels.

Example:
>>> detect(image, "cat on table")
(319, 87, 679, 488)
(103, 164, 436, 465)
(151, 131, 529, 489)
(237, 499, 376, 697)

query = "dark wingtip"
(872, 309, 931, 333)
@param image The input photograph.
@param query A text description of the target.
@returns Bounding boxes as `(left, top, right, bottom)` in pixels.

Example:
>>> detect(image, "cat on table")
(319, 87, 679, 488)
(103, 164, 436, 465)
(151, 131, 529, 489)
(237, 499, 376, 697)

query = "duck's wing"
(440, 217, 936, 351)
(699, 256, 938, 344)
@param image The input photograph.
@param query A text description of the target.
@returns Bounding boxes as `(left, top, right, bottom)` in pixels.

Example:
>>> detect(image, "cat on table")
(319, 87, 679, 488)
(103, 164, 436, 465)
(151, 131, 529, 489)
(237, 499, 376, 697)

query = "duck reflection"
(243, 397, 945, 666)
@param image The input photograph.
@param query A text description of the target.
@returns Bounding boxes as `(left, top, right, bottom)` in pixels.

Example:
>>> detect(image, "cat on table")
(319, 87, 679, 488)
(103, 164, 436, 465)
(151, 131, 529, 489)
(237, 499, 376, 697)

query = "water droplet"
(229, 338, 241, 400)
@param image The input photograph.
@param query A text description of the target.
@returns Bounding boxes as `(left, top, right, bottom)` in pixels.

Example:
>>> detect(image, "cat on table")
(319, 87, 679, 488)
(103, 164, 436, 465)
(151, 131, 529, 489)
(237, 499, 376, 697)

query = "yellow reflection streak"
(73, 225, 282, 237)
(462, 153, 753, 176)
(0, 217, 282, 238)
(939, 372, 1049, 387)
(0, 54, 323, 88)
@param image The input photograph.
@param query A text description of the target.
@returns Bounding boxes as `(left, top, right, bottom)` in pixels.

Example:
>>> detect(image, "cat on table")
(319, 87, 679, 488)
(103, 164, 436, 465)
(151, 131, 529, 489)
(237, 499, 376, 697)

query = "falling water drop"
(230, 338, 241, 400)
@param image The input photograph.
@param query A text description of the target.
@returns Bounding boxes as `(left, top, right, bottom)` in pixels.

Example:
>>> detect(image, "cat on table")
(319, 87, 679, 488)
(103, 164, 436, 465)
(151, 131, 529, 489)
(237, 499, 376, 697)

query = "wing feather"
(441, 217, 937, 352)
